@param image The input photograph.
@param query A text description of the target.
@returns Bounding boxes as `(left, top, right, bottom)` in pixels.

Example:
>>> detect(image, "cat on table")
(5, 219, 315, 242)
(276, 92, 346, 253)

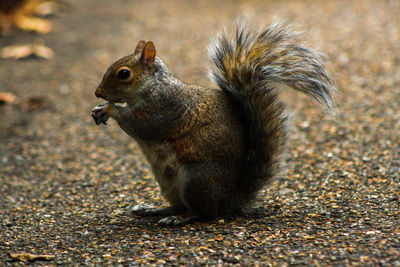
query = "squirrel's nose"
(95, 87, 103, 98)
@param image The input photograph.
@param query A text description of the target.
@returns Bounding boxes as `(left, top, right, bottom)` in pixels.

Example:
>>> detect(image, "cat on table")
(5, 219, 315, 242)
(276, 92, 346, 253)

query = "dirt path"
(1, 0, 399, 265)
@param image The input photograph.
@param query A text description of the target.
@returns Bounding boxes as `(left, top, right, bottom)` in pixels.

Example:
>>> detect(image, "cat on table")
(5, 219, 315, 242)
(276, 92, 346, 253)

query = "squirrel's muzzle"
(95, 87, 104, 98)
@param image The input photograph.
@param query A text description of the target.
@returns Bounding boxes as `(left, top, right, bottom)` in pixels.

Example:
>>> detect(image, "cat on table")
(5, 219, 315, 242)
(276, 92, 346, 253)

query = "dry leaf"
(9, 253, 55, 262)
(0, 92, 16, 104)
(1, 44, 54, 59)
(14, 15, 52, 34)
(0, 0, 55, 34)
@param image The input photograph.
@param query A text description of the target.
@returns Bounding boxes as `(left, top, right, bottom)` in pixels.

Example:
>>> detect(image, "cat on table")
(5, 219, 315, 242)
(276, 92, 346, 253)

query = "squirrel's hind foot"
(131, 205, 200, 225)
(132, 204, 185, 216)
(158, 214, 201, 225)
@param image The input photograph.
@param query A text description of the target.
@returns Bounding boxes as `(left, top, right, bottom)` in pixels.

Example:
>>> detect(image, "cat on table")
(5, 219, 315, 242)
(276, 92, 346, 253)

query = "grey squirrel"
(91, 22, 336, 225)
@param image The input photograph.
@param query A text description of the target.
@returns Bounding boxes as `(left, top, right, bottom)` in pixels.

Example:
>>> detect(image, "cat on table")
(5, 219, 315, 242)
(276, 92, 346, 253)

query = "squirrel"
(91, 22, 336, 225)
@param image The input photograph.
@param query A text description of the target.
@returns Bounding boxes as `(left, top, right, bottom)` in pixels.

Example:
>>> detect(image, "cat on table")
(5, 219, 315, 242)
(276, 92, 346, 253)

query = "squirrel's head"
(95, 40, 156, 104)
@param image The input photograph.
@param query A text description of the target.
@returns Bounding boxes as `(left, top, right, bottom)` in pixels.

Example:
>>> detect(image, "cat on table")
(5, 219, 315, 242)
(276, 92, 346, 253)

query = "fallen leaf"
(1, 44, 54, 59)
(14, 15, 52, 34)
(0, 92, 16, 104)
(9, 253, 55, 262)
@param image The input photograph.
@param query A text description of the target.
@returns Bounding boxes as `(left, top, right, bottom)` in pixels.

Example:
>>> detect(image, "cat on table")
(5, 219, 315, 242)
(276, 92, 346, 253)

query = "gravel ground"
(1, 0, 399, 265)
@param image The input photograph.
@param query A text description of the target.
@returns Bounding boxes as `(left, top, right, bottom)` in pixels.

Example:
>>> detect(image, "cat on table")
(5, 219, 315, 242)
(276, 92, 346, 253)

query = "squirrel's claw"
(91, 104, 110, 125)
(158, 215, 199, 225)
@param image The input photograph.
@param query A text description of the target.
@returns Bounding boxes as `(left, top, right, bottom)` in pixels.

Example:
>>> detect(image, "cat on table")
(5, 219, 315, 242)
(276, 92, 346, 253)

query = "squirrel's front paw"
(91, 103, 110, 125)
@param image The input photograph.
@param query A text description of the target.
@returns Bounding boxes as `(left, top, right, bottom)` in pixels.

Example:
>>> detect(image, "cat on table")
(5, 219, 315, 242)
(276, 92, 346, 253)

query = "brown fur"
(91, 23, 336, 225)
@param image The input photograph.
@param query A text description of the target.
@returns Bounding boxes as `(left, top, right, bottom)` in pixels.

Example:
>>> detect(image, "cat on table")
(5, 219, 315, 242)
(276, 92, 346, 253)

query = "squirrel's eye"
(117, 67, 132, 81)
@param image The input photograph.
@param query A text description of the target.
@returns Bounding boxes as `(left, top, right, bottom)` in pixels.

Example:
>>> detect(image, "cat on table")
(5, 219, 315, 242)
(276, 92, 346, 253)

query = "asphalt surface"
(0, 0, 399, 265)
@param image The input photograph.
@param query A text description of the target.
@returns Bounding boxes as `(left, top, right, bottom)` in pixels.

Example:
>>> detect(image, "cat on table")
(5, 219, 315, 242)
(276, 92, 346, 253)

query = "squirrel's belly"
(137, 141, 184, 208)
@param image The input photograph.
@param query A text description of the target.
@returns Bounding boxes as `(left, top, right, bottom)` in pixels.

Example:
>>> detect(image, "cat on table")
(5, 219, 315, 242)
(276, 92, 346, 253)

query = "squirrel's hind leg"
(178, 163, 237, 218)
(132, 205, 201, 225)
(131, 204, 185, 216)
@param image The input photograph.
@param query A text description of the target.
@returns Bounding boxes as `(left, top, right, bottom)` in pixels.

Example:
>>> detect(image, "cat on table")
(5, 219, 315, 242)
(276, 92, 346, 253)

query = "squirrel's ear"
(134, 40, 146, 54)
(140, 41, 156, 67)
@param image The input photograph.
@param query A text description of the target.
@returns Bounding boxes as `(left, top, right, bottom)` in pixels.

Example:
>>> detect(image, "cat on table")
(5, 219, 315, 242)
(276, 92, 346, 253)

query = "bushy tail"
(208, 22, 336, 206)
